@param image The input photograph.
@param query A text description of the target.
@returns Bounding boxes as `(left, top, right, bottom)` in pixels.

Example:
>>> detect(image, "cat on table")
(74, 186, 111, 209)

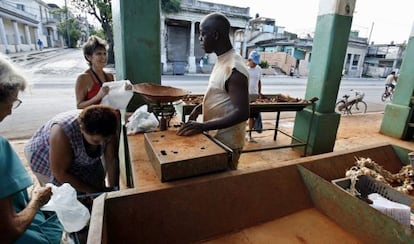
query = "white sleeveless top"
(203, 49, 249, 149)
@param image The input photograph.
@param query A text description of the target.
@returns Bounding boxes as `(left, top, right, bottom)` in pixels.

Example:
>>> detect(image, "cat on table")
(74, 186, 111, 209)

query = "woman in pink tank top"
(75, 36, 114, 109)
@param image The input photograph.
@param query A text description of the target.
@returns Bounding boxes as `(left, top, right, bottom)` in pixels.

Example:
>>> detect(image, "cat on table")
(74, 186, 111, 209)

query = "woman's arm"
(258, 79, 263, 98)
(75, 73, 108, 109)
(0, 186, 52, 243)
(106, 72, 115, 82)
(49, 125, 100, 193)
(103, 135, 120, 189)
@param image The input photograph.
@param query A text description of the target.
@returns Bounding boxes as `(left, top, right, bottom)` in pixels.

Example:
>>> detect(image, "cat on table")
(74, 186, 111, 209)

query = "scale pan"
(132, 83, 189, 104)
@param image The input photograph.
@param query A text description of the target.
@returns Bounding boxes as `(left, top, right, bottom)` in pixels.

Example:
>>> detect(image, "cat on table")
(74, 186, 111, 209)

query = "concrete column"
(292, 0, 355, 155)
(392, 59, 398, 71)
(50, 29, 55, 47)
(36, 25, 42, 39)
(112, 0, 160, 111)
(380, 22, 414, 138)
(24, 24, 32, 45)
(0, 17, 8, 47)
(188, 20, 196, 73)
(12, 21, 21, 45)
(160, 15, 167, 74)
(349, 54, 354, 71)
(34, 27, 39, 50)
(53, 27, 58, 40)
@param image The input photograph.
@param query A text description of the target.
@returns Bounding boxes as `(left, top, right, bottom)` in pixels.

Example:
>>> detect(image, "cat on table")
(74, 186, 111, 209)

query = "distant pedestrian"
(37, 39, 43, 51)
(289, 66, 295, 77)
(246, 50, 263, 143)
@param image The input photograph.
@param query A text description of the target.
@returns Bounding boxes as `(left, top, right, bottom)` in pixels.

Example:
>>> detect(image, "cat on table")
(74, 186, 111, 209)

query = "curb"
(8, 48, 68, 65)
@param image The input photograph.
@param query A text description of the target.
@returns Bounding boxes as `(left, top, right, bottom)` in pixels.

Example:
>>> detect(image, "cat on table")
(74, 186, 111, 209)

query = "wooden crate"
(144, 130, 229, 182)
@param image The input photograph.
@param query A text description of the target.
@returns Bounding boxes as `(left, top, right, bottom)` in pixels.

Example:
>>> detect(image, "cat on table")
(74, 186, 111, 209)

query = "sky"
(206, 0, 413, 45)
(47, 0, 413, 45)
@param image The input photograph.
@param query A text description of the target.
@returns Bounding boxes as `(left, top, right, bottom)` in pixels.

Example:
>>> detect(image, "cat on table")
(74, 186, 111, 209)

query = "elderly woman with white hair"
(0, 55, 63, 243)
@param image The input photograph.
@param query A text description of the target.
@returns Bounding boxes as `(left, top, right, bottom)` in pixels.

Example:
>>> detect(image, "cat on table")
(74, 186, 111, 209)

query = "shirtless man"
(177, 12, 249, 170)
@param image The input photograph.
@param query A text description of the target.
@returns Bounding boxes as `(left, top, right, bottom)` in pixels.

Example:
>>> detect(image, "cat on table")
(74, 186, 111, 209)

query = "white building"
(0, 0, 62, 54)
(161, 0, 250, 74)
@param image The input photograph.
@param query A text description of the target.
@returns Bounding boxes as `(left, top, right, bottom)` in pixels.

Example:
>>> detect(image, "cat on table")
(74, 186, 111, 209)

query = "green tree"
(70, 0, 114, 63)
(57, 18, 82, 48)
(89, 26, 106, 40)
(70, 0, 182, 64)
(161, 0, 181, 13)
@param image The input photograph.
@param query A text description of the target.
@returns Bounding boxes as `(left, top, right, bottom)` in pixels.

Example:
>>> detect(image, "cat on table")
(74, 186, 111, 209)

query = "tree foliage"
(70, 0, 114, 63)
(69, 0, 182, 64)
(57, 18, 82, 48)
(161, 0, 181, 13)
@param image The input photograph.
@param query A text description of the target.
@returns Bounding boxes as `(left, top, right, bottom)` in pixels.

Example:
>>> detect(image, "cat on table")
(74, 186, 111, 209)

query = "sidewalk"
(7, 47, 63, 58)
(7, 48, 66, 65)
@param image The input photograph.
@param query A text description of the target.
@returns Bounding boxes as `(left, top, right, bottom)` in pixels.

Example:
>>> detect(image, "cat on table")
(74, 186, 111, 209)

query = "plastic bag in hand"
(41, 183, 90, 233)
(126, 104, 159, 134)
(101, 80, 133, 110)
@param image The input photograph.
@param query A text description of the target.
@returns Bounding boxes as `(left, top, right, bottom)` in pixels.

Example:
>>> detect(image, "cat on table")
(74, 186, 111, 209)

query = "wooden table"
(174, 96, 318, 155)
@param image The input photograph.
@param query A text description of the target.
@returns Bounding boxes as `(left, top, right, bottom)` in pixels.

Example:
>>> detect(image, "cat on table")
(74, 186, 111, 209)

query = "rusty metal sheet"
(144, 130, 229, 182)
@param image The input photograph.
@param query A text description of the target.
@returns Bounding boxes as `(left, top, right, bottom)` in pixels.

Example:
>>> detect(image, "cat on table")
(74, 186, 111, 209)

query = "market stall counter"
(175, 94, 319, 155)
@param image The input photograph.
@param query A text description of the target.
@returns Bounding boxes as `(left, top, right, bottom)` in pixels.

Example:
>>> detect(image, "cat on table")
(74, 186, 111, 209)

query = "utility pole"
(367, 22, 374, 45)
(242, 20, 251, 58)
(65, 0, 71, 47)
(85, 10, 89, 40)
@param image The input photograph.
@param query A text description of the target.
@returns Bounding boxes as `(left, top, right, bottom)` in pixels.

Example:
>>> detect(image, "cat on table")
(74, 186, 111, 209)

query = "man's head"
(199, 12, 232, 55)
(248, 51, 260, 67)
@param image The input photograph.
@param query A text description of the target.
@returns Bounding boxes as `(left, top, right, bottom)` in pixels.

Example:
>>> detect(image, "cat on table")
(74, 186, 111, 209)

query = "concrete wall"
(260, 51, 297, 74)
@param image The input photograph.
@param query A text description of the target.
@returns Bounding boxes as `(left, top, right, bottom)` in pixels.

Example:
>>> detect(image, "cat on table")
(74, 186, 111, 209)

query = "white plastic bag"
(101, 80, 133, 110)
(368, 193, 411, 228)
(126, 104, 159, 134)
(41, 183, 90, 233)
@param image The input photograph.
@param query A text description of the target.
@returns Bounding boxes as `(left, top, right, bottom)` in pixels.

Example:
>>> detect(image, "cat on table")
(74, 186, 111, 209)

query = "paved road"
(1, 49, 85, 140)
(0, 48, 389, 140)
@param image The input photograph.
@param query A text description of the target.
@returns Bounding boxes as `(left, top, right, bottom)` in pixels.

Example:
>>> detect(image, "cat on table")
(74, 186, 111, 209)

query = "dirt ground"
(9, 112, 414, 186)
(9, 112, 413, 243)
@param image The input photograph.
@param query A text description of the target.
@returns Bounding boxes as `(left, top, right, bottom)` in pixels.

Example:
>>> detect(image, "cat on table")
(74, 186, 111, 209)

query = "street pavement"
(0, 48, 389, 140)
(1, 48, 84, 140)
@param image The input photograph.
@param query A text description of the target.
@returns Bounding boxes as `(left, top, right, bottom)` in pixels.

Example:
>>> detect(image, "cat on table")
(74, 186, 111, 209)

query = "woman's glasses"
(12, 99, 22, 109)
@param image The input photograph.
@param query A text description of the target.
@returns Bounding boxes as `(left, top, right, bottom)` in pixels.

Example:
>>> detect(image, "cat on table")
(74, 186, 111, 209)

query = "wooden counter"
(175, 97, 318, 155)
(90, 143, 414, 243)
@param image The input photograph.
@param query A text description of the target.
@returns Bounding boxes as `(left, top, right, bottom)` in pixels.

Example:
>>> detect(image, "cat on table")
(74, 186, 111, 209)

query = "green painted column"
(112, 0, 161, 111)
(111, 1, 160, 187)
(292, 0, 356, 155)
(380, 24, 414, 138)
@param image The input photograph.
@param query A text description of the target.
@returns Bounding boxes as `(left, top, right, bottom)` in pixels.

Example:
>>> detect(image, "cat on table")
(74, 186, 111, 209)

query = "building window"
(16, 4, 25, 11)
(346, 53, 351, 64)
(353, 54, 360, 66)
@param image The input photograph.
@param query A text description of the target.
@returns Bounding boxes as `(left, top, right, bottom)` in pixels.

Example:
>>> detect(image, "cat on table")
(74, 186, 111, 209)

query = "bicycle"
(381, 86, 394, 102)
(335, 90, 367, 115)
